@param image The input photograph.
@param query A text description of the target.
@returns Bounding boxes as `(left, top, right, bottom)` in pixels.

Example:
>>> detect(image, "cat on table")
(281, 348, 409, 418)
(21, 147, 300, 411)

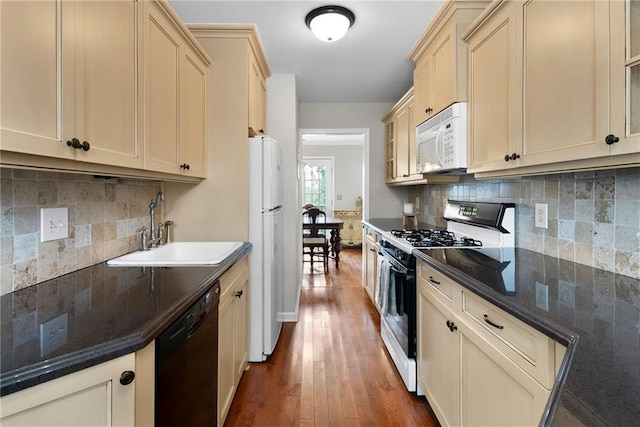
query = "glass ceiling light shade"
(305, 5, 355, 42)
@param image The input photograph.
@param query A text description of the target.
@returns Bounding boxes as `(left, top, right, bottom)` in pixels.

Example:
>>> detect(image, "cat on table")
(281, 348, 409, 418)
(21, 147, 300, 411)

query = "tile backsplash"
(410, 168, 640, 279)
(1, 168, 164, 295)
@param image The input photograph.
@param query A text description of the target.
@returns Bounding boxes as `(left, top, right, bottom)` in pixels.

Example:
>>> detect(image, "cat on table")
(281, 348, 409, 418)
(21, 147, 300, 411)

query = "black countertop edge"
(412, 249, 579, 427)
(0, 335, 142, 397)
(0, 242, 253, 397)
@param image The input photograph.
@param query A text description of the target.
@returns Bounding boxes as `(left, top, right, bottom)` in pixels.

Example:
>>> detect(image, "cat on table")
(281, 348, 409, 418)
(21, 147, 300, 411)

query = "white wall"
(299, 103, 407, 219)
(266, 74, 301, 321)
(303, 144, 363, 211)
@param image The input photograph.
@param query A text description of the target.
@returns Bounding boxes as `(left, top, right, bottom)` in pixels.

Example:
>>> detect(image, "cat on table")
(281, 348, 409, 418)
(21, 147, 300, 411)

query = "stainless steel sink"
(106, 241, 243, 266)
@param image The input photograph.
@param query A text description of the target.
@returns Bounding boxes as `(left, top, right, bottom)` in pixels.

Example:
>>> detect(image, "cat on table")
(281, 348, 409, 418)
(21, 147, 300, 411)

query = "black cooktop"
(390, 229, 483, 248)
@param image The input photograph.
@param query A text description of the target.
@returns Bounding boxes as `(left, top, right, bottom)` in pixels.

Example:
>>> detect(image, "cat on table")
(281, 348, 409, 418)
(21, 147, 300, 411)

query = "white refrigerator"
(248, 136, 283, 362)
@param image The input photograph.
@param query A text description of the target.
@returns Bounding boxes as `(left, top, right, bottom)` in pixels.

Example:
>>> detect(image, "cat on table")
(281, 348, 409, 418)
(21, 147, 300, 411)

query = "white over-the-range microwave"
(416, 102, 467, 174)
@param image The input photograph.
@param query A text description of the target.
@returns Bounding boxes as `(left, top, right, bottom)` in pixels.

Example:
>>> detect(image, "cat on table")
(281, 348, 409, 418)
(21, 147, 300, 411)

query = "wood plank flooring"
(224, 248, 439, 426)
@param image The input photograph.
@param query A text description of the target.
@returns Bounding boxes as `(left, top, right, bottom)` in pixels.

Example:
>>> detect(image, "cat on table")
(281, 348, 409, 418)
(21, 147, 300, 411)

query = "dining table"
(303, 216, 344, 268)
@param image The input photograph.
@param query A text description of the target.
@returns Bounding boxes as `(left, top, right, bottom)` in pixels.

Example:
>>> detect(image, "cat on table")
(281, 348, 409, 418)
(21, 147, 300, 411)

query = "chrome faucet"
(148, 191, 165, 248)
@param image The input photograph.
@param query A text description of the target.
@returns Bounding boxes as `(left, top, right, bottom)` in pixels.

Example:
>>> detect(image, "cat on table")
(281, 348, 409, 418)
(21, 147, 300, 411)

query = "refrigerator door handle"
(264, 206, 282, 212)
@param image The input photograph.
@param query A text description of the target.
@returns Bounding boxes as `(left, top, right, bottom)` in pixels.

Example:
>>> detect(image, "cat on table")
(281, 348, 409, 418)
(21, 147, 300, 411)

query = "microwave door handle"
(434, 126, 445, 168)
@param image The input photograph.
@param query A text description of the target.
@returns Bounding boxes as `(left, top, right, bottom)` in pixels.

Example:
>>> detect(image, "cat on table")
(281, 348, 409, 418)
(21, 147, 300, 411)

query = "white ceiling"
(170, 0, 444, 103)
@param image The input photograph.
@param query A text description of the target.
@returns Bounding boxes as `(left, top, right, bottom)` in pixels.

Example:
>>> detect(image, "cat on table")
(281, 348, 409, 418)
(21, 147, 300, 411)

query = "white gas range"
(376, 200, 516, 393)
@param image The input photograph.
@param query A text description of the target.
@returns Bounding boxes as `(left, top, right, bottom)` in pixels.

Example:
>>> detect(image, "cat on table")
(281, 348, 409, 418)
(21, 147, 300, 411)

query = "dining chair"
(302, 207, 329, 273)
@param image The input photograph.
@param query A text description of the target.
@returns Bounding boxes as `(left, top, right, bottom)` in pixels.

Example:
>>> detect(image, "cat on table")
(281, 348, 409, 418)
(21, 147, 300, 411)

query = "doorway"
(299, 129, 366, 216)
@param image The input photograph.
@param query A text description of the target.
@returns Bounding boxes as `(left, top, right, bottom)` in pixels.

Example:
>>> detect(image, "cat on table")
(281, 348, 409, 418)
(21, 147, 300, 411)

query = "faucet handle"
(164, 220, 174, 244)
(135, 226, 148, 251)
(157, 222, 165, 245)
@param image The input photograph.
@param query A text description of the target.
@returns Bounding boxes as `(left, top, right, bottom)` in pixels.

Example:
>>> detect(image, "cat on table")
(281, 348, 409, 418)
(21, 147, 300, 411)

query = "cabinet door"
(143, 1, 181, 174)
(248, 53, 266, 136)
(610, 0, 640, 155)
(64, 0, 141, 168)
(384, 121, 396, 182)
(396, 104, 411, 179)
(431, 28, 455, 116)
(0, 0, 68, 158)
(363, 236, 378, 302)
(467, 0, 517, 173)
(218, 293, 235, 426)
(460, 324, 549, 426)
(0, 354, 135, 426)
(418, 287, 460, 427)
(180, 46, 208, 177)
(233, 275, 249, 382)
(520, 0, 611, 165)
(414, 56, 433, 126)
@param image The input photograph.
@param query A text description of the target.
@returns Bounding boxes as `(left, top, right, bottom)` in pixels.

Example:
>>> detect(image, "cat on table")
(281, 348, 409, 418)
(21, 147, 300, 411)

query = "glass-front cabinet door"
(630, 0, 639, 136)
(610, 0, 640, 155)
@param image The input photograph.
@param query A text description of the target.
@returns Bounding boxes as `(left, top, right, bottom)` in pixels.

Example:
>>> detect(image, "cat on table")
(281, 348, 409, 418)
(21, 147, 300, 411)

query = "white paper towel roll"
(404, 203, 414, 215)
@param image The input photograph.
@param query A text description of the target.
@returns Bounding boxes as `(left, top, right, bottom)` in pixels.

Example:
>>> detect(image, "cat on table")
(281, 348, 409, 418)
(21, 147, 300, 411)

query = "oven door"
(378, 254, 416, 359)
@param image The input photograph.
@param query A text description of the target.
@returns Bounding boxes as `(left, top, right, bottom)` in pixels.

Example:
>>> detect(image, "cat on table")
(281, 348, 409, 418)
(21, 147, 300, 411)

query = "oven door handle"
(388, 261, 408, 275)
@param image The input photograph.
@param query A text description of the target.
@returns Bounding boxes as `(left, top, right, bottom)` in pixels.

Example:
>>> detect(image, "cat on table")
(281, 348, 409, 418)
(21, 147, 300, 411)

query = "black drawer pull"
(429, 276, 441, 285)
(483, 314, 504, 330)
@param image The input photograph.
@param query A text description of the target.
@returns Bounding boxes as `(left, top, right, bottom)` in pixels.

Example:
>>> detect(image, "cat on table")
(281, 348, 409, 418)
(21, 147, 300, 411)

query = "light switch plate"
(40, 207, 69, 242)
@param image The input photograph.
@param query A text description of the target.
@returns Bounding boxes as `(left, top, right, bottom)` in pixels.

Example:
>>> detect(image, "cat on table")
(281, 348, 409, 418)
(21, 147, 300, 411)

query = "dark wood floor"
(224, 248, 439, 426)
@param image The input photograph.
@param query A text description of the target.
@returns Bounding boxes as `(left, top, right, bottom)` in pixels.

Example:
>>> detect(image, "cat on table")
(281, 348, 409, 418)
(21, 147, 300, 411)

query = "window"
(302, 158, 333, 213)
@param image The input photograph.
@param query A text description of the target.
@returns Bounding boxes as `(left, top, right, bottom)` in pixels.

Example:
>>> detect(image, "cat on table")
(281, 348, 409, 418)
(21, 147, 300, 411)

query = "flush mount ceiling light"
(305, 5, 355, 42)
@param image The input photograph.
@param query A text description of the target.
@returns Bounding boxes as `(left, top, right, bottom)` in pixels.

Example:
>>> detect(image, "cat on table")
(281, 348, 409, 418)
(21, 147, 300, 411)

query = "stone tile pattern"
(410, 168, 640, 279)
(1, 169, 163, 294)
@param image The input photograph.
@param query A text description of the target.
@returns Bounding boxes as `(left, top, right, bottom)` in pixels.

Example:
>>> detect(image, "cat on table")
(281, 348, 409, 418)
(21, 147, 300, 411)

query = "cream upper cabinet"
(0, 354, 135, 426)
(218, 256, 249, 426)
(465, 0, 640, 178)
(1, 0, 142, 168)
(465, 0, 517, 173)
(610, 0, 640, 156)
(142, 0, 208, 178)
(409, 0, 489, 126)
(248, 51, 268, 136)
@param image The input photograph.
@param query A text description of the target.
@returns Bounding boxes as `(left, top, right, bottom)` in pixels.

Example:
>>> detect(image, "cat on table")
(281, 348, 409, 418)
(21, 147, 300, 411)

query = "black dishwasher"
(156, 280, 220, 427)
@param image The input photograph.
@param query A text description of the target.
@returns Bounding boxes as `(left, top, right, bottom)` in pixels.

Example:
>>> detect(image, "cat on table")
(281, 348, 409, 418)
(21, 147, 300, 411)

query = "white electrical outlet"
(40, 207, 69, 242)
(534, 203, 548, 228)
(535, 282, 549, 311)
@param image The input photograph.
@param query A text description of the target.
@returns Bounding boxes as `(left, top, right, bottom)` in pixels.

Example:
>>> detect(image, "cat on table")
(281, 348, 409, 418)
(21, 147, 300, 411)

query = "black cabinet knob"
(67, 138, 81, 149)
(119, 370, 135, 385)
(510, 153, 520, 161)
(180, 163, 191, 170)
(259, 129, 265, 134)
(504, 154, 511, 162)
(66, 138, 90, 151)
(235, 290, 244, 298)
(605, 134, 620, 145)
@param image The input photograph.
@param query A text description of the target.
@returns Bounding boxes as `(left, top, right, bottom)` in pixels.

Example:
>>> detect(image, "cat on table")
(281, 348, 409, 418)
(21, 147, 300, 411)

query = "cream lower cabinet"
(417, 260, 557, 426)
(333, 209, 362, 246)
(1, 0, 142, 169)
(465, 0, 639, 178)
(0, 354, 135, 426)
(363, 227, 379, 304)
(218, 256, 250, 426)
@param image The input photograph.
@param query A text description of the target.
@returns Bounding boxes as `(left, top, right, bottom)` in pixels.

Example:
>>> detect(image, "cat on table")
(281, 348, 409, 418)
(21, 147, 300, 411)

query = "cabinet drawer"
(418, 262, 458, 308)
(461, 290, 555, 388)
(220, 256, 249, 300)
(364, 227, 378, 242)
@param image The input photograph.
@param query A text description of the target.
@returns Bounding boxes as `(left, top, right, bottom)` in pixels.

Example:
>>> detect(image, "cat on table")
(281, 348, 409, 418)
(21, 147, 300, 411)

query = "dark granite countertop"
(0, 243, 252, 396)
(363, 218, 640, 426)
